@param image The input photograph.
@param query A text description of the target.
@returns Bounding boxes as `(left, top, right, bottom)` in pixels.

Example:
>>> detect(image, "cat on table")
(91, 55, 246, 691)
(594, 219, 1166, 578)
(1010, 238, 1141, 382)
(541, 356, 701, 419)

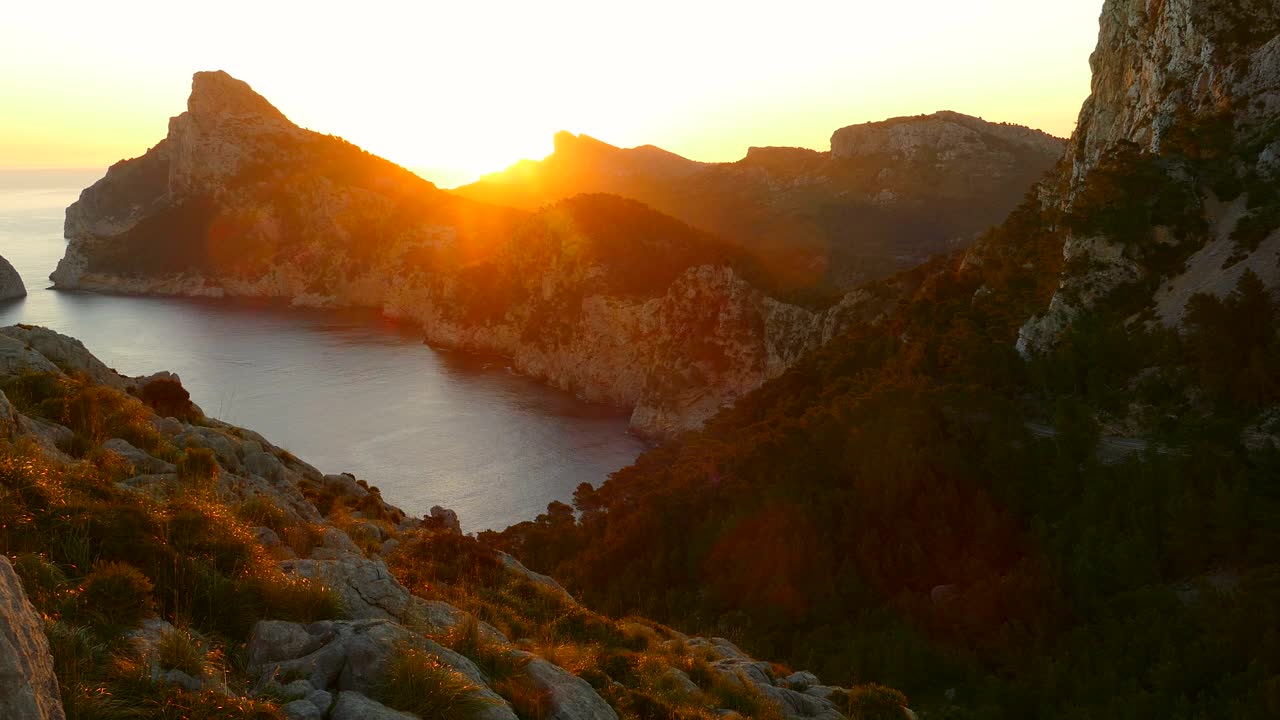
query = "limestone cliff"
(457, 113, 1065, 291)
(55, 72, 909, 439)
(0, 255, 25, 301)
(1004, 0, 1280, 353)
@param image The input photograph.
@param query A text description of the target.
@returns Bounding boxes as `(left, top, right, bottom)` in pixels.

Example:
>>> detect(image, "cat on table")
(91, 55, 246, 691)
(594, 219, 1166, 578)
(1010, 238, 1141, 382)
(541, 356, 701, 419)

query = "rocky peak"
(830, 110, 1065, 162)
(186, 70, 289, 126)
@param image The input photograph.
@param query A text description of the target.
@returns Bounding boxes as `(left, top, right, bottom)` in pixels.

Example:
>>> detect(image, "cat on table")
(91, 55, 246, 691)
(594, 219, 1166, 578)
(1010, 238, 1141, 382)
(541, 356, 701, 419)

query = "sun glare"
(0, 1, 1099, 186)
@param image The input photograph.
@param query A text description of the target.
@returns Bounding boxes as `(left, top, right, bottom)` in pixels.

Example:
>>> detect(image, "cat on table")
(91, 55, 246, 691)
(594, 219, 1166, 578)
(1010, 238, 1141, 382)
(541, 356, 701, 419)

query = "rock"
(0, 556, 66, 720)
(282, 557, 411, 620)
(0, 326, 127, 389)
(248, 620, 324, 668)
(174, 425, 243, 471)
(103, 438, 177, 474)
(281, 700, 322, 720)
(243, 451, 285, 481)
(499, 552, 573, 600)
(150, 415, 184, 437)
(329, 692, 416, 720)
(322, 474, 369, 500)
(305, 689, 333, 714)
(0, 335, 60, 379)
(310, 528, 363, 560)
(522, 655, 619, 719)
(784, 671, 820, 690)
(0, 255, 25, 301)
(831, 110, 1063, 162)
(429, 505, 461, 533)
(0, 389, 20, 440)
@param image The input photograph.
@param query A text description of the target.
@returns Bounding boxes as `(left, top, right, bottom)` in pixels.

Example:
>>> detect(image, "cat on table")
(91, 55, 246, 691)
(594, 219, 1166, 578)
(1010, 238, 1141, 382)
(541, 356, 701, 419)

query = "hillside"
(50, 72, 921, 440)
(455, 113, 1064, 291)
(0, 324, 911, 720)
(483, 1, 1280, 717)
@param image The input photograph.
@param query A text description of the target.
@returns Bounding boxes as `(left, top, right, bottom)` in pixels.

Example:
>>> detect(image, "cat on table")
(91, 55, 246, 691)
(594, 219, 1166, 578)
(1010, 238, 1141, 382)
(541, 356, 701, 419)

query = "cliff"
(52, 72, 917, 440)
(0, 255, 25, 301)
(456, 113, 1065, 290)
(1005, 0, 1280, 352)
(0, 324, 904, 719)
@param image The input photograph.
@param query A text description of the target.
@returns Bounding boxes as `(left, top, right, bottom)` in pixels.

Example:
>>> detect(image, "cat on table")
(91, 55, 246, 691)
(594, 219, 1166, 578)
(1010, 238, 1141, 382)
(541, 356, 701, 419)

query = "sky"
(1, 1, 1103, 188)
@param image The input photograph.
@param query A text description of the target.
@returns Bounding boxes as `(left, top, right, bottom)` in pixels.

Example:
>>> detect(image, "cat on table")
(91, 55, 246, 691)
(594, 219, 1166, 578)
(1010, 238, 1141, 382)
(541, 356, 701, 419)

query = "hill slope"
(0, 324, 900, 720)
(455, 113, 1064, 290)
(485, 2, 1280, 717)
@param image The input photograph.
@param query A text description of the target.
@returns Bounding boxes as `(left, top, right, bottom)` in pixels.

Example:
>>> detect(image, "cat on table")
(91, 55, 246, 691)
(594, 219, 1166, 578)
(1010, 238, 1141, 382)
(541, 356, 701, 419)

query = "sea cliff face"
(52, 72, 918, 439)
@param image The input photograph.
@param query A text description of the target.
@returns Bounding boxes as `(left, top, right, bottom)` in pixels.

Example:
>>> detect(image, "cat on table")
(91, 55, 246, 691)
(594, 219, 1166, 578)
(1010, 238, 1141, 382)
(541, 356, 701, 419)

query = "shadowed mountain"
(455, 113, 1065, 293)
(51, 72, 914, 439)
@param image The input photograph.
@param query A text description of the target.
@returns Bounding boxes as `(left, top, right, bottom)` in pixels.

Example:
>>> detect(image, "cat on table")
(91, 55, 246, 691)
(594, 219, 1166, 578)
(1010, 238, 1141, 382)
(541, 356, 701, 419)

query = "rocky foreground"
(0, 324, 908, 720)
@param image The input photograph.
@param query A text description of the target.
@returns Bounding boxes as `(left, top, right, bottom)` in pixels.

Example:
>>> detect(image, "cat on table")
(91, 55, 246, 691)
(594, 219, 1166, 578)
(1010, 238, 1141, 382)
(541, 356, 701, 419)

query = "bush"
(77, 561, 155, 633)
(379, 644, 500, 719)
(139, 377, 198, 422)
(847, 683, 909, 720)
(158, 626, 207, 676)
(177, 448, 219, 491)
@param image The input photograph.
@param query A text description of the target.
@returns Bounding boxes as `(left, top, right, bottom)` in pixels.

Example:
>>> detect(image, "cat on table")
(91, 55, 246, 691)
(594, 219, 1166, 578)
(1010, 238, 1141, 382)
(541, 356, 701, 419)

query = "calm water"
(0, 169, 646, 531)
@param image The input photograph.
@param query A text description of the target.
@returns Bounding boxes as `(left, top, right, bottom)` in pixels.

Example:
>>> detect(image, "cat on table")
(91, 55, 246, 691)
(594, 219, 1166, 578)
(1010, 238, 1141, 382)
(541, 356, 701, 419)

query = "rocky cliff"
(0, 255, 26, 301)
(53, 72, 918, 439)
(0, 324, 905, 720)
(1005, 0, 1280, 353)
(457, 113, 1065, 291)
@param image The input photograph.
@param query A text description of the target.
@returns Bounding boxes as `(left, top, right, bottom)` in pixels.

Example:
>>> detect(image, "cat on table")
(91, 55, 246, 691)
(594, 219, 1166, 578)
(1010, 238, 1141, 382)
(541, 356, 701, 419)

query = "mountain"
(0, 324, 907, 720)
(455, 113, 1064, 291)
(484, 1, 1280, 717)
(51, 72, 916, 440)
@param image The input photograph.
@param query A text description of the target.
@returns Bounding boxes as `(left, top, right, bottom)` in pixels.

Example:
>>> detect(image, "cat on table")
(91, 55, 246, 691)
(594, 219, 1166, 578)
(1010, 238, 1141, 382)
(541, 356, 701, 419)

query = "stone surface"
(328, 692, 416, 720)
(0, 255, 26, 301)
(0, 556, 66, 720)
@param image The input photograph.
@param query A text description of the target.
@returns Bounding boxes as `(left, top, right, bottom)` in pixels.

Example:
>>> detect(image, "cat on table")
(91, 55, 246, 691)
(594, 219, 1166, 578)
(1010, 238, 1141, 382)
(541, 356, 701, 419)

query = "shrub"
(847, 683, 909, 720)
(139, 377, 198, 422)
(77, 560, 155, 633)
(158, 626, 207, 676)
(176, 448, 219, 491)
(378, 644, 500, 720)
(235, 495, 291, 534)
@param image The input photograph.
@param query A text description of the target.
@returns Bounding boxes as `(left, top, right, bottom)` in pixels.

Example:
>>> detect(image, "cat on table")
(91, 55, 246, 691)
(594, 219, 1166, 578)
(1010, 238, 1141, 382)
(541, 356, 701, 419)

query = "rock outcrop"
(0, 556, 66, 720)
(52, 72, 926, 438)
(0, 255, 25, 301)
(1004, 0, 1280, 354)
(458, 114, 1065, 290)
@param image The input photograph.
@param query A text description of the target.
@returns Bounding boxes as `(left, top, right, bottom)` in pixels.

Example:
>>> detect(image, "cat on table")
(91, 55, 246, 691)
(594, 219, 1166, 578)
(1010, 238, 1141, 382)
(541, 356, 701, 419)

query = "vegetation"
(0, 372, 342, 718)
(483, 123, 1280, 718)
(378, 644, 499, 720)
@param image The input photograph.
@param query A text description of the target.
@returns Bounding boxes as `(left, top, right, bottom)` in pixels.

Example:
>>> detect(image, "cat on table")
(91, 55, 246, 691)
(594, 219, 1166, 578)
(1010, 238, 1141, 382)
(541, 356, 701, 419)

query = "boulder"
(329, 692, 416, 720)
(522, 656, 619, 720)
(281, 700, 322, 720)
(0, 255, 25, 301)
(103, 438, 177, 474)
(429, 505, 461, 533)
(0, 326, 126, 389)
(281, 557, 410, 620)
(243, 451, 285, 481)
(0, 335, 59, 379)
(0, 556, 66, 720)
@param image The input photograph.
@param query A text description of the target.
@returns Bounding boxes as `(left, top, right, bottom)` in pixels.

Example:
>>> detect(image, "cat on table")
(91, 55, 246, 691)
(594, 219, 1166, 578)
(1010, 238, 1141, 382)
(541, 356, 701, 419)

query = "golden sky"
(1, 1, 1102, 188)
